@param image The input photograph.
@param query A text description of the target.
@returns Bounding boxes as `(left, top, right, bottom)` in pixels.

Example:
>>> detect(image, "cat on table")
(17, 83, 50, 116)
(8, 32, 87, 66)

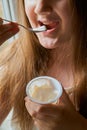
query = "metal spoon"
(1, 18, 47, 33)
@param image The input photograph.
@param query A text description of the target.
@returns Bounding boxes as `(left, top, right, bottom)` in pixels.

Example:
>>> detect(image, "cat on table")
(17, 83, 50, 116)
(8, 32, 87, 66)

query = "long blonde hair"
(0, 0, 87, 129)
(0, 0, 49, 129)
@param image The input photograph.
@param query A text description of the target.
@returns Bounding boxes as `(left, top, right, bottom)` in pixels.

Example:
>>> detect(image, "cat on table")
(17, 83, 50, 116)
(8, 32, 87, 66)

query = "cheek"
(56, 3, 72, 34)
(55, 0, 72, 23)
(24, 1, 36, 22)
(25, 4, 33, 20)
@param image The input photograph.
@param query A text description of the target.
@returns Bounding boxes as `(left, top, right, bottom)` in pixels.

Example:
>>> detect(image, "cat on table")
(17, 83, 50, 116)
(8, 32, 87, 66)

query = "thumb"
(57, 86, 74, 108)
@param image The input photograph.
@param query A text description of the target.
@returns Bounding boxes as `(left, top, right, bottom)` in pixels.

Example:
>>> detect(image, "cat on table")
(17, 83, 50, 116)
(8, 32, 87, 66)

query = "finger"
(34, 119, 48, 130)
(36, 104, 64, 121)
(0, 18, 3, 25)
(57, 87, 75, 109)
(25, 96, 62, 117)
(34, 118, 54, 130)
(58, 87, 70, 104)
(0, 28, 19, 46)
(0, 23, 17, 35)
(0, 23, 19, 45)
(35, 112, 52, 122)
(25, 97, 60, 120)
(34, 114, 59, 130)
(25, 96, 41, 117)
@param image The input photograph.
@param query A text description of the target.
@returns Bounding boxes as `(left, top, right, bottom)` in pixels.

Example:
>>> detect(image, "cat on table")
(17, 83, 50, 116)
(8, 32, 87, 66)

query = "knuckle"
(32, 111, 37, 117)
(36, 105, 45, 113)
(0, 19, 3, 25)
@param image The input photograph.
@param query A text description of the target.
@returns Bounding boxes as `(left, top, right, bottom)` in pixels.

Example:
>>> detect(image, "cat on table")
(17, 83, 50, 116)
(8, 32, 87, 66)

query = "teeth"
(38, 21, 58, 30)
(31, 25, 47, 32)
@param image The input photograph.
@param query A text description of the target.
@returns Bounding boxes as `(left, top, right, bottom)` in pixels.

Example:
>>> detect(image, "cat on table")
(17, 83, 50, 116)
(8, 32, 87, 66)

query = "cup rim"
(26, 76, 63, 104)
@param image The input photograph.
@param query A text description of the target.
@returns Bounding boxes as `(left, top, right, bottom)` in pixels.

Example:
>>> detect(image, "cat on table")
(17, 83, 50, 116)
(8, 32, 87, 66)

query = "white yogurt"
(26, 76, 62, 104)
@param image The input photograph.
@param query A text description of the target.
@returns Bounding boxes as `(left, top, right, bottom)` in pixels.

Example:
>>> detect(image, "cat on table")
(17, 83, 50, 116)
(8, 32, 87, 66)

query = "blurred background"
(0, 0, 3, 16)
(0, 0, 17, 51)
(0, 1, 17, 130)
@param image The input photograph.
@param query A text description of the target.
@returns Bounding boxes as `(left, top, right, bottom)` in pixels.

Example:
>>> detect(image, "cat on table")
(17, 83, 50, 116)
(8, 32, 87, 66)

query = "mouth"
(38, 21, 59, 32)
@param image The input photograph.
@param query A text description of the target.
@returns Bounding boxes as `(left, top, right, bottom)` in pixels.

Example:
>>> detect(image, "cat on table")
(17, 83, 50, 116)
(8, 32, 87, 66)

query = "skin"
(24, 0, 73, 49)
(0, 1, 87, 130)
(24, 0, 74, 88)
(25, 89, 87, 130)
(0, 18, 19, 124)
(24, 0, 87, 130)
(0, 18, 19, 46)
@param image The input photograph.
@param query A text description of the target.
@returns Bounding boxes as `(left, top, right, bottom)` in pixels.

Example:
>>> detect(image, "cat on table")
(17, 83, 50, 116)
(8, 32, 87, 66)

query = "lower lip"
(42, 22, 59, 35)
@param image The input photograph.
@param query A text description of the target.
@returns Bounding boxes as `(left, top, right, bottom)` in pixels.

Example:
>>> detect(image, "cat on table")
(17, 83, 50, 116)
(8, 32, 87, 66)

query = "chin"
(39, 37, 58, 49)
(41, 44, 57, 49)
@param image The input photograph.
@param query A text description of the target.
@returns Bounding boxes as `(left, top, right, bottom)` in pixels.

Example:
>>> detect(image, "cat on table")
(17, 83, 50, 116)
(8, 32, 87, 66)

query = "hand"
(0, 18, 19, 46)
(25, 88, 87, 130)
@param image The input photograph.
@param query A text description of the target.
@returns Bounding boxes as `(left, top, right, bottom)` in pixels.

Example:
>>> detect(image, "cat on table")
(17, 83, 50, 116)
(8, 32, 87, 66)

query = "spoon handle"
(1, 18, 47, 33)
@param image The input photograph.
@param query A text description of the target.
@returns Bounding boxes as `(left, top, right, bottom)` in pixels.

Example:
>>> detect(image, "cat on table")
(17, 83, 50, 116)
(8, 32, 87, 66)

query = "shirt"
(0, 110, 38, 130)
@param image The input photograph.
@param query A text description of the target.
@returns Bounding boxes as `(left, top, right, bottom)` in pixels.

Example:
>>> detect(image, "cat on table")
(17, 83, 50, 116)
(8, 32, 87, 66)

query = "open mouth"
(38, 21, 58, 31)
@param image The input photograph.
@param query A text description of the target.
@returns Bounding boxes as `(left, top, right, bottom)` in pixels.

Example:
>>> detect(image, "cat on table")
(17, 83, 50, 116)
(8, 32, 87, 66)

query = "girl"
(0, 0, 87, 130)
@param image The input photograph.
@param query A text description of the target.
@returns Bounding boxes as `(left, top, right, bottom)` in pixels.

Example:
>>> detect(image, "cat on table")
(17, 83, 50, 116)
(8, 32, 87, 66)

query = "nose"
(34, 0, 52, 15)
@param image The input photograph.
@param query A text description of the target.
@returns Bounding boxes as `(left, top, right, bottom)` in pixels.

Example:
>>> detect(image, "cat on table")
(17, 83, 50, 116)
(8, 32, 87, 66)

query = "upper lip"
(38, 20, 59, 29)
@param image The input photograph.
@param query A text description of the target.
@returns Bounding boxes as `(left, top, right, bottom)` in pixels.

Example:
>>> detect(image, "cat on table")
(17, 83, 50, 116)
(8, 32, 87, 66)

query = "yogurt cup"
(26, 76, 63, 104)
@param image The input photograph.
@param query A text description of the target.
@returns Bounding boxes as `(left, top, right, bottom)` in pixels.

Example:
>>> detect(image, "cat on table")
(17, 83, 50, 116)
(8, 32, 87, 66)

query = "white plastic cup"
(26, 76, 63, 104)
